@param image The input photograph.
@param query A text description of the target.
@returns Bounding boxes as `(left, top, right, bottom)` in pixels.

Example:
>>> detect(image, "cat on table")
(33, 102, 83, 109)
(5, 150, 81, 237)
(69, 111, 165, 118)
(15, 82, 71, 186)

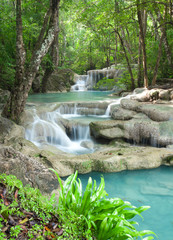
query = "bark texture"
(152, 33, 164, 85)
(2, 0, 60, 123)
(115, 30, 135, 90)
(42, 0, 60, 93)
(137, 0, 148, 88)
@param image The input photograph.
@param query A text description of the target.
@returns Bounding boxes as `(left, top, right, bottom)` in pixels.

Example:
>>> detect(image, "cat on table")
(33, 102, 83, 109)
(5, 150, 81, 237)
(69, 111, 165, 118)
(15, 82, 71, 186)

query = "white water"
(25, 89, 148, 154)
(25, 109, 94, 155)
(71, 66, 121, 91)
(71, 75, 88, 91)
(105, 89, 149, 116)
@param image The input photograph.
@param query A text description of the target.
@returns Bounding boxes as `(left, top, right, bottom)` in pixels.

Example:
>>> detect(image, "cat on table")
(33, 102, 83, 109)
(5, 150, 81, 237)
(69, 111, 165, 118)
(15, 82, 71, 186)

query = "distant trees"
(58, 0, 172, 88)
(2, 0, 60, 123)
(0, 0, 173, 122)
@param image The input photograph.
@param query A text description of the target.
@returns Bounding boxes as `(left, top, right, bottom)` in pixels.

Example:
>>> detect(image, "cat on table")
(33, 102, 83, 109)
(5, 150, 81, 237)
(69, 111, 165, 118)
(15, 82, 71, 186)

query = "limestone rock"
(80, 141, 94, 149)
(90, 120, 124, 140)
(159, 89, 170, 100)
(0, 145, 58, 194)
(111, 107, 136, 120)
(45, 68, 75, 92)
(120, 99, 141, 111)
(0, 116, 25, 144)
(139, 104, 173, 121)
(90, 117, 173, 147)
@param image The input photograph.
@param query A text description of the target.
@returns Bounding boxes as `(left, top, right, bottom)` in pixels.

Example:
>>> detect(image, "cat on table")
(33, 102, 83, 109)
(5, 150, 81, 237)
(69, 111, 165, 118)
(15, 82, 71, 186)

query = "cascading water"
(104, 89, 149, 116)
(25, 109, 94, 155)
(70, 125, 90, 141)
(71, 66, 123, 91)
(71, 75, 88, 91)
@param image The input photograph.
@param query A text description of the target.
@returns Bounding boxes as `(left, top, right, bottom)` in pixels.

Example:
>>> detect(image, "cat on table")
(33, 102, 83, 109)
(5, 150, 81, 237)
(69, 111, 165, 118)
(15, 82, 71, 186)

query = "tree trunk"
(15, 0, 25, 86)
(2, 0, 60, 123)
(152, 32, 164, 85)
(120, 27, 134, 61)
(115, 30, 135, 90)
(157, 8, 173, 68)
(149, 12, 160, 41)
(137, 0, 148, 88)
(42, 0, 60, 93)
(137, 32, 143, 87)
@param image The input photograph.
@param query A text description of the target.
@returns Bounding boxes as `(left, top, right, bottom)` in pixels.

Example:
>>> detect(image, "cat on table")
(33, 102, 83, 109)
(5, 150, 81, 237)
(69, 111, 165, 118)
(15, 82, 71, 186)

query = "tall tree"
(136, 0, 148, 88)
(2, 0, 60, 123)
(42, 0, 60, 93)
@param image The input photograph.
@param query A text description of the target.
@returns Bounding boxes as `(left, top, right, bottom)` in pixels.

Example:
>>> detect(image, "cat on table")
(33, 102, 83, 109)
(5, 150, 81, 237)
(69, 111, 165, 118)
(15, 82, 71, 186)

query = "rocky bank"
(1, 87, 173, 194)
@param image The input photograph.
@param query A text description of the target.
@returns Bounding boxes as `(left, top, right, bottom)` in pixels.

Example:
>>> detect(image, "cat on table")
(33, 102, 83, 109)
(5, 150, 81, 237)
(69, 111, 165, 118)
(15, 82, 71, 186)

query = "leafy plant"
(94, 78, 117, 90)
(51, 169, 155, 240)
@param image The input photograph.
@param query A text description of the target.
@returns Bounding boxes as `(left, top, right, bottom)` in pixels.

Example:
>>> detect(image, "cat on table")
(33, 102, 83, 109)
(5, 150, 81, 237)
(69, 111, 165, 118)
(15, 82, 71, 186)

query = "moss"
(81, 160, 92, 171)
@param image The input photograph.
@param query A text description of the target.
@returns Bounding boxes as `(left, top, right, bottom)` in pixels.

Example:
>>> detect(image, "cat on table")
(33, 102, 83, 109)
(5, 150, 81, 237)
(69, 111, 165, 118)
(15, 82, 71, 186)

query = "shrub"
(51, 169, 155, 240)
(94, 78, 117, 90)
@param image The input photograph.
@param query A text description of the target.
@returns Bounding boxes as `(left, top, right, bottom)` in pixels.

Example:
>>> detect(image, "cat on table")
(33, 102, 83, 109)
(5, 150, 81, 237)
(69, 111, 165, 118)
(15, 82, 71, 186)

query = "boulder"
(159, 89, 170, 100)
(90, 117, 173, 147)
(139, 104, 173, 121)
(0, 116, 25, 144)
(111, 107, 136, 120)
(45, 68, 75, 92)
(90, 120, 124, 140)
(120, 99, 141, 111)
(90, 146, 173, 172)
(0, 145, 58, 194)
(80, 141, 94, 149)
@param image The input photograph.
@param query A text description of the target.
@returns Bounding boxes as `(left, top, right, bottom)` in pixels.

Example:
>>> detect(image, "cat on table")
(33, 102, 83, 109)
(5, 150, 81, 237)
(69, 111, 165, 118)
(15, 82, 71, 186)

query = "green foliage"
(0, 0, 172, 89)
(94, 78, 117, 90)
(0, 172, 156, 239)
(51, 169, 155, 240)
(0, 173, 59, 239)
(115, 68, 138, 90)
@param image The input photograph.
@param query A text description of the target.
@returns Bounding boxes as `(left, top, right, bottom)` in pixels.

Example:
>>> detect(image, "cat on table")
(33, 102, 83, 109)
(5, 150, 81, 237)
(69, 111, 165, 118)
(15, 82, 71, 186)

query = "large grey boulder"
(139, 104, 173, 121)
(120, 99, 141, 111)
(90, 117, 173, 147)
(0, 145, 58, 194)
(45, 68, 75, 92)
(111, 107, 136, 120)
(0, 116, 25, 144)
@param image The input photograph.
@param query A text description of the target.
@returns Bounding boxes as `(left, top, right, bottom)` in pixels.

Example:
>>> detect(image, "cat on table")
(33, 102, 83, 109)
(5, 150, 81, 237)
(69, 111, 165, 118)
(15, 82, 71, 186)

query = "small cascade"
(70, 125, 90, 141)
(25, 108, 94, 154)
(71, 75, 88, 91)
(25, 112, 72, 147)
(105, 89, 150, 116)
(105, 98, 123, 116)
(56, 103, 78, 115)
(70, 65, 127, 91)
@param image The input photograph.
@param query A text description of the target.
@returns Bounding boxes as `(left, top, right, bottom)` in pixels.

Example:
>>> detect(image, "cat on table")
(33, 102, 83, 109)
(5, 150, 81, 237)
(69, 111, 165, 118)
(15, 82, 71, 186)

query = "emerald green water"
(27, 92, 173, 239)
(28, 91, 114, 103)
(78, 166, 173, 240)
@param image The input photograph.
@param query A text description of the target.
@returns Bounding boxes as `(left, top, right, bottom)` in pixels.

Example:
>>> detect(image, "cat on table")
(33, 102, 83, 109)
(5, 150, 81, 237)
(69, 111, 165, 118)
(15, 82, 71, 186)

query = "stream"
(27, 91, 173, 240)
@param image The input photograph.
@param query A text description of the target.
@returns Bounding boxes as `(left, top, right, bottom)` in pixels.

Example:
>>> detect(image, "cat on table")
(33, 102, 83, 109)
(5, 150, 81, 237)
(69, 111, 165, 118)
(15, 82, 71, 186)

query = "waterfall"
(56, 103, 78, 115)
(71, 125, 90, 141)
(25, 108, 94, 154)
(105, 89, 149, 116)
(25, 112, 72, 147)
(71, 75, 88, 91)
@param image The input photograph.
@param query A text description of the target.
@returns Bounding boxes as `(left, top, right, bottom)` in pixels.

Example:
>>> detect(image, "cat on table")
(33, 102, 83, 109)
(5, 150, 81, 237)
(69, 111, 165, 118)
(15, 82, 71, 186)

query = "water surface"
(28, 91, 114, 103)
(78, 166, 173, 240)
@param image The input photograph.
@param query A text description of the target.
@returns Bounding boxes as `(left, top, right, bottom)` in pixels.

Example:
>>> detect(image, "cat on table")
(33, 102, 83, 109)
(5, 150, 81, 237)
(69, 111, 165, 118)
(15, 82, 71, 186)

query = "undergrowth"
(0, 171, 155, 239)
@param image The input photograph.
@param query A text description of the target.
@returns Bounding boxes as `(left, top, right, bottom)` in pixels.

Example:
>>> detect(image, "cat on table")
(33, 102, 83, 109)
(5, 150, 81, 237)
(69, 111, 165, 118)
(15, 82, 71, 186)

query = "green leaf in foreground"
(51, 169, 156, 240)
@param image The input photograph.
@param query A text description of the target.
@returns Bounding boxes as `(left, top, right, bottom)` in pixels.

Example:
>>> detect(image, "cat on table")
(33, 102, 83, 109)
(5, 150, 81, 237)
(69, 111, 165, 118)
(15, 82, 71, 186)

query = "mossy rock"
(45, 68, 75, 92)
